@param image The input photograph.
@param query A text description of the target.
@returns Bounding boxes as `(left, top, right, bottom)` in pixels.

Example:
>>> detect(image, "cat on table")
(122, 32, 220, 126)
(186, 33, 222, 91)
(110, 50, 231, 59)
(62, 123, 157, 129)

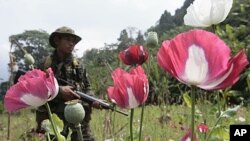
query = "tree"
(147, 0, 194, 37)
(9, 30, 52, 70)
(174, 0, 194, 26)
(117, 29, 134, 51)
(136, 30, 145, 45)
(0, 82, 8, 101)
(155, 10, 175, 36)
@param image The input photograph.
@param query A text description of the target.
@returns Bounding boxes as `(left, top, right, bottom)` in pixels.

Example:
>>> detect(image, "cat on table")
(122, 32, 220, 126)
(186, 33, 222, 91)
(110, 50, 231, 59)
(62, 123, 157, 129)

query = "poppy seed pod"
(24, 53, 35, 66)
(146, 32, 158, 48)
(64, 100, 85, 125)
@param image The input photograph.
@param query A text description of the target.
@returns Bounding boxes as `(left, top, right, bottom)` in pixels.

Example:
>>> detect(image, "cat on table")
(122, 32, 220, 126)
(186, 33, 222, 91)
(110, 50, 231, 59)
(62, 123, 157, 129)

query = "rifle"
(76, 91, 128, 116)
(57, 78, 128, 116)
(14, 69, 128, 116)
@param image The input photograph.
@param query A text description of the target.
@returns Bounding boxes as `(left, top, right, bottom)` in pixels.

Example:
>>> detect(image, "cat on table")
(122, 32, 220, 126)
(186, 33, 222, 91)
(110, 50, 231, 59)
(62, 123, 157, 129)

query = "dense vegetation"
(0, 0, 250, 140)
(1, 0, 250, 105)
(82, 0, 250, 106)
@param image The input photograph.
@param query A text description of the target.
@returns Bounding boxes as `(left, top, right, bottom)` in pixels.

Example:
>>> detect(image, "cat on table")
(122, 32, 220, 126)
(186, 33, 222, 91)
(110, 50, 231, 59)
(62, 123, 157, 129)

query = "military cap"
(49, 26, 81, 47)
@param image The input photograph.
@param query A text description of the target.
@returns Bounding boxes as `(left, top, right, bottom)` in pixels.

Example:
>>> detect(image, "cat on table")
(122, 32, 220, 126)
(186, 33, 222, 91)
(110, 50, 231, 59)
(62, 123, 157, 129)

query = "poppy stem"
(205, 116, 223, 141)
(45, 102, 61, 141)
(211, 24, 217, 34)
(139, 104, 145, 141)
(75, 124, 84, 141)
(130, 108, 134, 141)
(7, 113, 11, 140)
(191, 85, 196, 141)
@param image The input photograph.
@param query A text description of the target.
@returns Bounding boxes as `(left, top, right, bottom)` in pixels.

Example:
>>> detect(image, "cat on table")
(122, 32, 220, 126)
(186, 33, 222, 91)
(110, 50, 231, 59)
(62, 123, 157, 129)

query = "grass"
(0, 104, 249, 141)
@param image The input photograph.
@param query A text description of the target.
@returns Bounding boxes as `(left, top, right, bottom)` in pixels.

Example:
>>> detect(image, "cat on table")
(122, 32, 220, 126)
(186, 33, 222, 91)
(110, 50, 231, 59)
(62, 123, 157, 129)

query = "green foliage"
(220, 106, 240, 118)
(117, 29, 135, 51)
(211, 126, 229, 141)
(215, 0, 250, 55)
(42, 114, 64, 136)
(149, 0, 194, 37)
(1, 1, 250, 141)
(183, 93, 192, 108)
(174, 0, 194, 25)
(42, 113, 66, 141)
(0, 102, 3, 114)
(0, 104, 249, 140)
(9, 30, 52, 70)
(82, 0, 250, 105)
(136, 30, 145, 45)
(0, 81, 9, 100)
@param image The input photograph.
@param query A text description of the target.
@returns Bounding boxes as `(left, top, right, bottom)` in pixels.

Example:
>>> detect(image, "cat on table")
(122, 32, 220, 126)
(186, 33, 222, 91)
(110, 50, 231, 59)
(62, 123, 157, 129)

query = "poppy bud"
(118, 44, 148, 66)
(146, 32, 158, 48)
(24, 53, 35, 66)
(197, 123, 209, 133)
(64, 100, 85, 124)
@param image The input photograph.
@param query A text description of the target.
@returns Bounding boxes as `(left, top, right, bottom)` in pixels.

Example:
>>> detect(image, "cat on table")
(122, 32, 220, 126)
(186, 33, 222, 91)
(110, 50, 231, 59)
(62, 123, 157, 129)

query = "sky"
(0, 0, 185, 82)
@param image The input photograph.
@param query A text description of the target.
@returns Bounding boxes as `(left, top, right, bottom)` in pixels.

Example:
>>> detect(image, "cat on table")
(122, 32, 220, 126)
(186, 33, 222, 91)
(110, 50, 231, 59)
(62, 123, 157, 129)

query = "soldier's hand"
(92, 101, 102, 109)
(59, 86, 80, 101)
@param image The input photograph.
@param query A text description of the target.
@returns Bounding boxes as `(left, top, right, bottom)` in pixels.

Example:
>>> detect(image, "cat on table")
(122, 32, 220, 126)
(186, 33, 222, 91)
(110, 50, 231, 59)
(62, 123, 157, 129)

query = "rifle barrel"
(112, 108, 129, 116)
(75, 91, 128, 116)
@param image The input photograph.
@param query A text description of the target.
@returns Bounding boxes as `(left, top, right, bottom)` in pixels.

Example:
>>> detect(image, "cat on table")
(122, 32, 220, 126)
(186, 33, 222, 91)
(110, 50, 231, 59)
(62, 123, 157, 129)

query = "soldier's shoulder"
(72, 57, 80, 67)
(72, 57, 86, 68)
(44, 55, 53, 69)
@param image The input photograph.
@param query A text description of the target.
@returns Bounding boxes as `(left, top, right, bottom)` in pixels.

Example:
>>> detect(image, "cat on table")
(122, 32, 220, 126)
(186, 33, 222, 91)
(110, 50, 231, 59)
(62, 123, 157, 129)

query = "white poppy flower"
(184, 0, 233, 27)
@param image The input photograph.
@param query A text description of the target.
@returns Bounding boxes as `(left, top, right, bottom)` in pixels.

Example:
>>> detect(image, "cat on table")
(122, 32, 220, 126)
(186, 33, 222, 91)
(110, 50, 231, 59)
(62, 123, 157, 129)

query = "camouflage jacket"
(38, 51, 93, 123)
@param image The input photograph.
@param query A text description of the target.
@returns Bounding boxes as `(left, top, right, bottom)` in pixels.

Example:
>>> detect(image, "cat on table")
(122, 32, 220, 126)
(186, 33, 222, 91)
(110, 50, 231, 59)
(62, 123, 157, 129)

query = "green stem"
(7, 113, 10, 140)
(112, 111, 116, 139)
(45, 102, 61, 141)
(139, 104, 145, 141)
(46, 133, 51, 141)
(205, 116, 223, 141)
(130, 108, 134, 141)
(217, 92, 221, 118)
(203, 119, 207, 140)
(191, 86, 196, 141)
(75, 124, 84, 141)
(211, 24, 216, 33)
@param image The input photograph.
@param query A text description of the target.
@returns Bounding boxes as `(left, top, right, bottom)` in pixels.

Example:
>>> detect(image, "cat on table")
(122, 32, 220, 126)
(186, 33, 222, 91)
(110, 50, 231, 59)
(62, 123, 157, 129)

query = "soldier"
(36, 26, 100, 141)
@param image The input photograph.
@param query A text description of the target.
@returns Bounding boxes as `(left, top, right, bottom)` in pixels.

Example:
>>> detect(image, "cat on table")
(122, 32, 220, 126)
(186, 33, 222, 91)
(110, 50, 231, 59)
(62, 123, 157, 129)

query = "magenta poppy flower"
(181, 129, 197, 141)
(157, 29, 249, 90)
(197, 123, 209, 133)
(118, 44, 148, 66)
(107, 66, 149, 109)
(4, 68, 59, 113)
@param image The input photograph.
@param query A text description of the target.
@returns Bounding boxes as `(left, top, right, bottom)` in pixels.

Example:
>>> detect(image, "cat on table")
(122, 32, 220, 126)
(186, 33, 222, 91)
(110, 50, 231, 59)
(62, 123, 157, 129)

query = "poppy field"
(1, 0, 250, 141)
(1, 102, 250, 141)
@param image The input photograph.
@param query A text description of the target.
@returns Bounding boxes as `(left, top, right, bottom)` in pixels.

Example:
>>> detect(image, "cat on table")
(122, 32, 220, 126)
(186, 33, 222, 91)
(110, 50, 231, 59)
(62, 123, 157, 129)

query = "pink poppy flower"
(118, 44, 148, 66)
(197, 123, 209, 133)
(181, 129, 197, 141)
(4, 68, 59, 112)
(157, 29, 249, 90)
(107, 66, 149, 109)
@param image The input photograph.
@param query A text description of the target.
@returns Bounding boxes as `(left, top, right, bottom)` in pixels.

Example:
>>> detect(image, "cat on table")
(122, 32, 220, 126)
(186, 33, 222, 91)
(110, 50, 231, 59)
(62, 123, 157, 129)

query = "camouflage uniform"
(36, 27, 95, 141)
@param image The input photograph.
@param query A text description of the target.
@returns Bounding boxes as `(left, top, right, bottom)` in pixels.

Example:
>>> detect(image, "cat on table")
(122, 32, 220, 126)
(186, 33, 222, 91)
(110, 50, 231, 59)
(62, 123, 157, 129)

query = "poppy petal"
(157, 29, 249, 90)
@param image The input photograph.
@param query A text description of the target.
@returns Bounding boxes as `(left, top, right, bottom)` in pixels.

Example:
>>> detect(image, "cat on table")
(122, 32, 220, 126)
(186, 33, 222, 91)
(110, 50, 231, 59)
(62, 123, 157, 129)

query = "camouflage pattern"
(36, 51, 95, 141)
(49, 26, 81, 48)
